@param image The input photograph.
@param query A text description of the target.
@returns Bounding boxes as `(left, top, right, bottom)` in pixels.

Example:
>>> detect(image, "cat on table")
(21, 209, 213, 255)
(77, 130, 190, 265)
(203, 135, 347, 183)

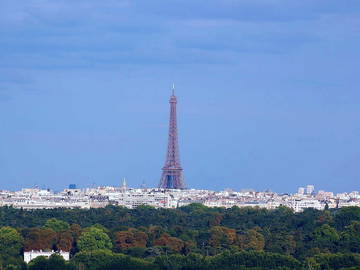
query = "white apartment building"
(291, 199, 324, 212)
(108, 190, 177, 209)
(316, 190, 334, 200)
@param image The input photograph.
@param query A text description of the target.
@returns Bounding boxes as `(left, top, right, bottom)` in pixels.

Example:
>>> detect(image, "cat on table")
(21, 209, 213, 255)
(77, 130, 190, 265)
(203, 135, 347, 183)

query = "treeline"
(0, 204, 360, 270)
(22, 250, 360, 270)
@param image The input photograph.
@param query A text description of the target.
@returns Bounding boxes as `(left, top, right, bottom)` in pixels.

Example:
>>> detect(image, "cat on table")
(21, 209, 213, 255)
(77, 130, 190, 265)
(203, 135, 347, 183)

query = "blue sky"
(0, 0, 360, 192)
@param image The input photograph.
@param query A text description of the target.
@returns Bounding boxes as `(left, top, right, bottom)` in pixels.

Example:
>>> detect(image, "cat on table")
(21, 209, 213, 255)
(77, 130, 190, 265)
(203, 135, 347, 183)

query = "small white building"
(24, 250, 70, 263)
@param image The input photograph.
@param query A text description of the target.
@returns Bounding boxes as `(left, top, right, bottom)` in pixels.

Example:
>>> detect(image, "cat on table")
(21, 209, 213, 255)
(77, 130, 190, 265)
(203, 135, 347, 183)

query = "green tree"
(0, 226, 23, 257)
(209, 250, 302, 270)
(47, 254, 67, 270)
(77, 227, 112, 251)
(313, 224, 339, 252)
(28, 256, 48, 270)
(28, 254, 74, 270)
(90, 223, 109, 234)
(4, 265, 18, 270)
(313, 253, 360, 270)
(334, 207, 360, 229)
(155, 253, 209, 270)
(44, 218, 70, 232)
(340, 221, 360, 252)
(73, 250, 154, 270)
(72, 249, 114, 270)
(124, 247, 147, 258)
(1, 257, 27, 270)
(102, 254, 155, 270)
(264, 230, 296, 255)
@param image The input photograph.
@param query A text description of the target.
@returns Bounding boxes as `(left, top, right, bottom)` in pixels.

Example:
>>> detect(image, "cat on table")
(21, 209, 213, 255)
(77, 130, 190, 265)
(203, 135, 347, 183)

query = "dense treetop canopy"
(0, 205, 360, 270)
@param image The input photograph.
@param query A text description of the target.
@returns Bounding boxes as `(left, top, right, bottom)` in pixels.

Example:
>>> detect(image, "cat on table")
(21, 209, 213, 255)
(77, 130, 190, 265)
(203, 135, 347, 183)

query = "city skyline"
(1, 1, 360, 193)
(1, 181, 359, 212)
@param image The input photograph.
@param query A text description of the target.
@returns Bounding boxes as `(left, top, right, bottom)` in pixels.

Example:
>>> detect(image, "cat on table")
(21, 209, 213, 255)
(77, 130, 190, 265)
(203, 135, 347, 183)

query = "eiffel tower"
(158, 84, 186, 189)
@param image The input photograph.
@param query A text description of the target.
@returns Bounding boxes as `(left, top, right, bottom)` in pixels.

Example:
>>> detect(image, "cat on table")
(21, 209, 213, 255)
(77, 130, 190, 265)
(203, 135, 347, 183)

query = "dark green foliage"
(0, 256, 27, 270)
(313, 253, 360, 270)
(72, 249, 115, 270)
(334, 207, 360, 229)
(43, 218, 70, 232)
(313, 224, 340, 252)
(0, 205, 341, 232)
(0, 205, 360, 269)
(124, 247, 148, 258)
(28, 254, 75, 270)
(77, 227, 113, 251)
(0, 226, 23, 257)
(155, 253, 209, 270)
(209, 251, 302, 270)
(340, 221, 360, 253)
(72, 250, 155, 270)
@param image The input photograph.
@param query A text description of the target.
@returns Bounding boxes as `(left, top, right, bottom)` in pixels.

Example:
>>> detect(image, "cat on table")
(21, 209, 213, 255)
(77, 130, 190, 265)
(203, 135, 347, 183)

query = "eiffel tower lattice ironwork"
(158, 84, 186, 189)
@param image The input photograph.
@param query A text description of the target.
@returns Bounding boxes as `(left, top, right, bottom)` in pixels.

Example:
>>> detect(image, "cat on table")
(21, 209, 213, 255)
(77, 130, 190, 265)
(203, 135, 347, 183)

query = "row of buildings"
(0, 184, 359, 212)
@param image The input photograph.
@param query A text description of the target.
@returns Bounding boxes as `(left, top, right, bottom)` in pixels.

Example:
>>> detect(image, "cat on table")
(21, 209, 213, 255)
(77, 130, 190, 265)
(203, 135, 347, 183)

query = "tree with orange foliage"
(69, 224, 82, 241)
(23, 228, 57, 251)
(209, 213, 223, 227)
(153, 233, 184, 252)
(238, 228, 265, 251)
(147, 226, 165, 245)
(115, 228, 148, 250)
(208, 226, 237, 248)
(57, 231, 73, 251)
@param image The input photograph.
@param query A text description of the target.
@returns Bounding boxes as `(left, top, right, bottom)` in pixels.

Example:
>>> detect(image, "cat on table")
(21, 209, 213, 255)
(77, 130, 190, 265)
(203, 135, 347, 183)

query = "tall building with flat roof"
(298, 187, 305, 195)
(306, 185, 315, 195)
